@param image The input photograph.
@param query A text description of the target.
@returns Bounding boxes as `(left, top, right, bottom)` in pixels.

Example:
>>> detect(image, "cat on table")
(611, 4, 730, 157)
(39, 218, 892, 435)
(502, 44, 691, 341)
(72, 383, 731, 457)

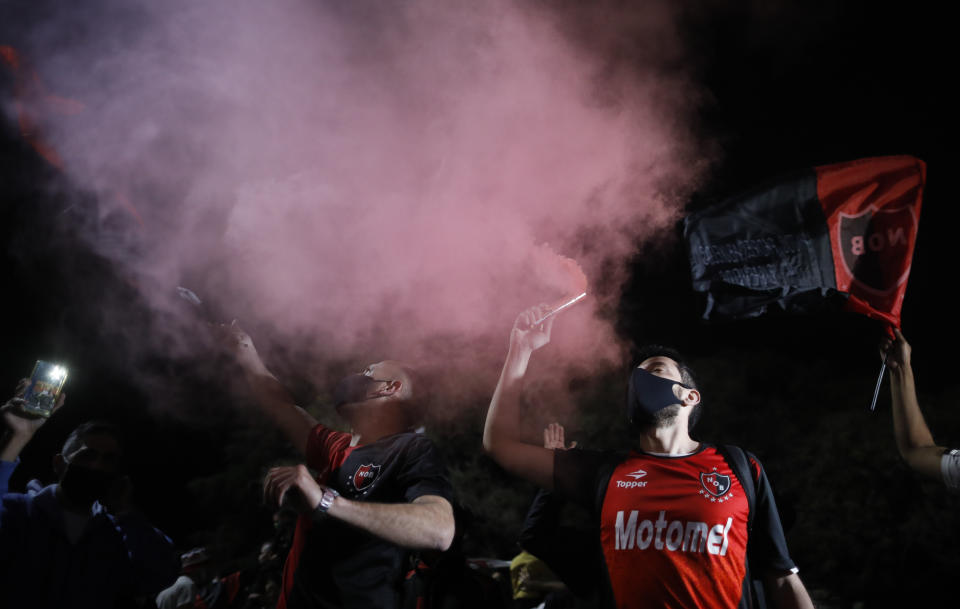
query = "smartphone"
(22, 360, 68, 417)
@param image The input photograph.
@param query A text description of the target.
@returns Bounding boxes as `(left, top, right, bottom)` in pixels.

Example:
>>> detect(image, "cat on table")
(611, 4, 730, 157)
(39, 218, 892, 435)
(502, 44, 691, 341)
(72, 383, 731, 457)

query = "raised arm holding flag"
(684, 155, 927, 409)
(882, 329, 960, 490)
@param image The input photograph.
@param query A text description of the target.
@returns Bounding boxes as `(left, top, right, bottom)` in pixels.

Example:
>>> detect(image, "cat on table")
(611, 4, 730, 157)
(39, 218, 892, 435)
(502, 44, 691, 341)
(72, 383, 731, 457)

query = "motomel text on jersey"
(614, 510, 733, 555)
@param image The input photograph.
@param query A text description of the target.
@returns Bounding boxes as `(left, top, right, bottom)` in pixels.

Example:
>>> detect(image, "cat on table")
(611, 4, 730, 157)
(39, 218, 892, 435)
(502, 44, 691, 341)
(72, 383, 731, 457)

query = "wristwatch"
(314, 486, 339, 515)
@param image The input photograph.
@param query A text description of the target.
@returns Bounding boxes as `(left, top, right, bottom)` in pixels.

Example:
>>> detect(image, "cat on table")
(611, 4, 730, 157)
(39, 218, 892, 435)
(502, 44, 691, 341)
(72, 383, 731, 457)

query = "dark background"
(2, 2, 957, 606)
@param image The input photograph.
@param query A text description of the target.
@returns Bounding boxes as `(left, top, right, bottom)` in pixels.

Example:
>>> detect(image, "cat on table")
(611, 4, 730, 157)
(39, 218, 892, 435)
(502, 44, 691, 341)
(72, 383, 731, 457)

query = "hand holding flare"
(533, 292, 587, 325)
(531, 250, 589, 325)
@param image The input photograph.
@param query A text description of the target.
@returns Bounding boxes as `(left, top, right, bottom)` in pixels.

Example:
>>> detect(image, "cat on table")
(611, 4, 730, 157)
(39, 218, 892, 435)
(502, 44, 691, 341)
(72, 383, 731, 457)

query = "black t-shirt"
(554, 444, 796, 609)
(281, 426, 454, 609)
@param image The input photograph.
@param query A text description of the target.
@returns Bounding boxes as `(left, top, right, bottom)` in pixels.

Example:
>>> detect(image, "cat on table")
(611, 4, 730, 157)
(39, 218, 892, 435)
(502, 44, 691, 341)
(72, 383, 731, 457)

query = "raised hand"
(510, 304, 556, 353)
(880, 327, 911, 371)
(220, 320, 268, 373)
(543, 422, 577, 450)
(1, 378, 65, 438)
(2, 379, 65, 462)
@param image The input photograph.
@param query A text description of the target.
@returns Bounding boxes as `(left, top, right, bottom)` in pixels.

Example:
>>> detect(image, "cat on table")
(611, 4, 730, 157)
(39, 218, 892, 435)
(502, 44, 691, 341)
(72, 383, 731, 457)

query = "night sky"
(2, 2, 957, 606)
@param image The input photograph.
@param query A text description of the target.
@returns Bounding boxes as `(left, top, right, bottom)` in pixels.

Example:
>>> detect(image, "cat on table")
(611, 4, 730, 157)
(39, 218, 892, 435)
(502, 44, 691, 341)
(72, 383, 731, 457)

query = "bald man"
(228, 326, 455, 609)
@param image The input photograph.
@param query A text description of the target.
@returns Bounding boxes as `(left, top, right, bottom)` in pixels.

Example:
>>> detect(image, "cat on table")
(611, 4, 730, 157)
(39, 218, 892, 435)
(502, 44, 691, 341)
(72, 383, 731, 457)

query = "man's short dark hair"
(61, 420, 124, 458)
(632, 345, 702, 431)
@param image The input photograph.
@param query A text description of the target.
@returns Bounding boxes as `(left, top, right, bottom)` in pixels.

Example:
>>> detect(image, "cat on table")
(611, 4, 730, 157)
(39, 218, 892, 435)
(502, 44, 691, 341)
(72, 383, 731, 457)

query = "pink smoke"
(6, 0, 708, 415)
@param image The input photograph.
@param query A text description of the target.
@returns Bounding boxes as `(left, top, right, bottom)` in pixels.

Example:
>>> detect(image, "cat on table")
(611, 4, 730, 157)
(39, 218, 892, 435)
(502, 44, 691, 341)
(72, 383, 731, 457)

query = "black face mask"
(60, 463, 118, 507)
(627, 367, 689, 427)
(333, 374, 389, 412)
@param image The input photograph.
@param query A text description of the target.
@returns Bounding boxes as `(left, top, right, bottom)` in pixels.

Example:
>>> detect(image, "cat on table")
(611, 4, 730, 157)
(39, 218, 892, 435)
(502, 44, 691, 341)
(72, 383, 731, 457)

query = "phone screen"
(22, 360, 68, 417)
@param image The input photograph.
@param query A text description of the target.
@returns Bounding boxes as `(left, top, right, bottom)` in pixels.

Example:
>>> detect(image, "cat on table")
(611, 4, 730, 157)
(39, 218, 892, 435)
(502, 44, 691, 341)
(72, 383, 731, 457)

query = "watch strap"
(315, 486, 339, 515)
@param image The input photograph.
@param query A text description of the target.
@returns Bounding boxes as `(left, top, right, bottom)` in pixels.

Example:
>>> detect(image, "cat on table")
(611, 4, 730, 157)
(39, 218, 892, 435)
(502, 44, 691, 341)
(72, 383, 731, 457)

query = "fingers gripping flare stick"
(533, 292, 588, 326)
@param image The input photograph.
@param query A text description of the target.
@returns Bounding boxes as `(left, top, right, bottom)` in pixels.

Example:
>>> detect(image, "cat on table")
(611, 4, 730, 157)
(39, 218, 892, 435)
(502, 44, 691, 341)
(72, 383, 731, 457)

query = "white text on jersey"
(614, 510, 732, 555)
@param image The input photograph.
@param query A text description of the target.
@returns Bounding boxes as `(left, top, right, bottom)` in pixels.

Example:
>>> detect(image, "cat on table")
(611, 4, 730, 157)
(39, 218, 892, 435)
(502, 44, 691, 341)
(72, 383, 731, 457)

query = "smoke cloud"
(2, 0, 708, 419)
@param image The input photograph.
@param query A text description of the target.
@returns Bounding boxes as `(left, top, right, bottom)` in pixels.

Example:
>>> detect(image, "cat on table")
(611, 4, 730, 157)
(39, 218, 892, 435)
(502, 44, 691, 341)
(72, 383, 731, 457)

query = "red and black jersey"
(279, 424, 454, 609)
(554, 444, 796, 609)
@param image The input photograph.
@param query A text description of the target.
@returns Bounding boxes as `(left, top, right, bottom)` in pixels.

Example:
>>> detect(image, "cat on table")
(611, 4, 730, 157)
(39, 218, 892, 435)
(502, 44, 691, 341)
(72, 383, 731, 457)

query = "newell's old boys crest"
(353, 464, 381, 492)
(838, 205, 917, 297)
(700, 470, 732, 499)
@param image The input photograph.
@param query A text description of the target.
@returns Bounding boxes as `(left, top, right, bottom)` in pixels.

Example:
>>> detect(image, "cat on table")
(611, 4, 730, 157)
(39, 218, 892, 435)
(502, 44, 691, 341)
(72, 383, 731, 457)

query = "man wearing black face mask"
(483, 305, 814, 609)
(0, 389, 178, 609)
(226, 324, 455, 609)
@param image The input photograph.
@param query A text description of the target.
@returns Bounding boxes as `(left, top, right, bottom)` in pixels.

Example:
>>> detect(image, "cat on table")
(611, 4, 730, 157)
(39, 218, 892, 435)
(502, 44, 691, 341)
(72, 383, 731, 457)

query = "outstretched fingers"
(544, 422, 576, 450)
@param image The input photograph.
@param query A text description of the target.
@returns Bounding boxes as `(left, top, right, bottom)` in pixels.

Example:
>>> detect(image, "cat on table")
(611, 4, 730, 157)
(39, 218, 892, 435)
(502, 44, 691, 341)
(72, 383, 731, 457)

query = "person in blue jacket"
(0, 382, 179, 609)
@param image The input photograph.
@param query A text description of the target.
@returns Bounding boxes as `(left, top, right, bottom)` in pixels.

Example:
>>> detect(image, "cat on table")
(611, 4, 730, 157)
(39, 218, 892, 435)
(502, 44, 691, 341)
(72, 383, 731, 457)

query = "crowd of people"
(1, 308, 955, 609)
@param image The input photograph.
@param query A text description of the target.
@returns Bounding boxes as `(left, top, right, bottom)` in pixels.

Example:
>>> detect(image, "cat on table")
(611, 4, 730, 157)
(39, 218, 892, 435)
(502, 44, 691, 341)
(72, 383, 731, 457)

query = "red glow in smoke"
(4, 1, 710, 413)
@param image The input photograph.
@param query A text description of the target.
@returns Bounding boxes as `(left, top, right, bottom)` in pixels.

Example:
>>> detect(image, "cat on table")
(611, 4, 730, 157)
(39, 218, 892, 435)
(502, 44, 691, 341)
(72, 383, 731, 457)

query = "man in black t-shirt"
(482, 305, 814, 609)
(227, 325, 455, 609)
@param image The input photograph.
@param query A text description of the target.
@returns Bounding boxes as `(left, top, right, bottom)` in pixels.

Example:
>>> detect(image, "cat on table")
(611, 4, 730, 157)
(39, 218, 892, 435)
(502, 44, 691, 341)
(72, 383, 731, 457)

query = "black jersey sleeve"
(394, 435, 455, 503)
(748, 455, 798, 575)
(518, 489, 562, 551)
(553, 448, 619, 514)
(518, 489, 597, 598)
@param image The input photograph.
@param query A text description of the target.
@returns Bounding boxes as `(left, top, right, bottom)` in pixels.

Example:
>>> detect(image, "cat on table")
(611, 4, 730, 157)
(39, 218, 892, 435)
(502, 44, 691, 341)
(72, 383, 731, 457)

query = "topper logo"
(352, 464, 381, 491)
(616, 469, 648, 489)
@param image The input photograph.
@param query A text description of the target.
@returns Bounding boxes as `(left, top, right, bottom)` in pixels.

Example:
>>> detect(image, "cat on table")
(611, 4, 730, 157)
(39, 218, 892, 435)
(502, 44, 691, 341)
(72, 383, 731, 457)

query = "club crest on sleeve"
(699, 468, 733, 502)
(352, 463, 381, 492)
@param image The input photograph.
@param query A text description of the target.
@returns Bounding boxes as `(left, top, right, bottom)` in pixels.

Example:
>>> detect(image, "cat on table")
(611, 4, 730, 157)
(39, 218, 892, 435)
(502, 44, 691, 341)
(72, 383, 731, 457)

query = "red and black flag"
(684, 156, 925, 328)
(0, 44, 85, 170)
(2, 45, 146, 229)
